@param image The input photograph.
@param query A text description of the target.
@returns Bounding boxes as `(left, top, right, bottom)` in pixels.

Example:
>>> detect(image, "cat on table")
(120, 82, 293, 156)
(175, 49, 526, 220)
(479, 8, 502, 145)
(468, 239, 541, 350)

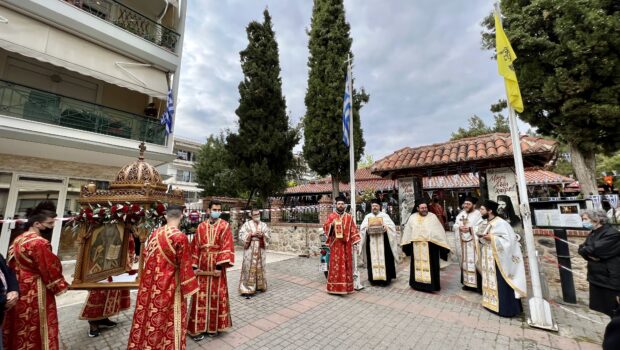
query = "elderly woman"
(578, 209, 620, 318)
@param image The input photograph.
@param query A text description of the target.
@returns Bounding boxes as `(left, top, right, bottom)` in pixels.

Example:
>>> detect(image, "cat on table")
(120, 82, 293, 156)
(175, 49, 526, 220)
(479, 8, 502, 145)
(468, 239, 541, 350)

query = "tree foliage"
(303, 0, 368, 190)
(481, 0, 620, 194)
(451, 100, 510, 140)
(226, 10, 299, 202)
(194, 134, 242, 197)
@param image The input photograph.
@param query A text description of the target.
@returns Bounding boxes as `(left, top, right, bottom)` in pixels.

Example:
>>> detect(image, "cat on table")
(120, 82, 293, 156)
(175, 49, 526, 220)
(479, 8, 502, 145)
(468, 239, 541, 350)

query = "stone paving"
(57, 251, 607, 349)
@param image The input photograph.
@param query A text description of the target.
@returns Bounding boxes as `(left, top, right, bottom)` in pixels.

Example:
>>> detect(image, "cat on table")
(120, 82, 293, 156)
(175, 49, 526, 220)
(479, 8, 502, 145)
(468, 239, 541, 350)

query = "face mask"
(210, 212, 221, 219)
(40, 227, 53, 236)
(582, 222, 593, 230)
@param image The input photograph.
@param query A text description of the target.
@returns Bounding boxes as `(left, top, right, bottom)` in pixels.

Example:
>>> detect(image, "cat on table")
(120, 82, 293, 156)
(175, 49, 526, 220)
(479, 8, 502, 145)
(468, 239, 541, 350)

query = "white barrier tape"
(548, 234, 580, 248)
(551, 302, 606, 325)
(542, 256, 588, 279)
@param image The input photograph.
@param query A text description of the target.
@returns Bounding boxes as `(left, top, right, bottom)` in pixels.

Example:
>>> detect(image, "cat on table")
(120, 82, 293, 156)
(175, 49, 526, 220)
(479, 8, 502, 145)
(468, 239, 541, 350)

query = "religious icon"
(334, 220, 344, 239)
(81, 223, 129, 283)
(367, 216, 384, 235)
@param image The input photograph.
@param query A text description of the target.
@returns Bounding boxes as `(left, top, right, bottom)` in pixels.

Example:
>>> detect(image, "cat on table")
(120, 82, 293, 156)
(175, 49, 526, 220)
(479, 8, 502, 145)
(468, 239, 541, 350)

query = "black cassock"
(402, 242, 450, 292)
(365, 231, 396, 286)
(487, 264, 523, 317)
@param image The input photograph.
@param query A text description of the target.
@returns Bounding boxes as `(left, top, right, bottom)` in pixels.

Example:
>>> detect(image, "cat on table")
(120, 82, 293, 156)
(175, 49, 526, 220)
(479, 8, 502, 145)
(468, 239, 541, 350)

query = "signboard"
(398, 177, 415, 225)
(487, 168, 522, 229)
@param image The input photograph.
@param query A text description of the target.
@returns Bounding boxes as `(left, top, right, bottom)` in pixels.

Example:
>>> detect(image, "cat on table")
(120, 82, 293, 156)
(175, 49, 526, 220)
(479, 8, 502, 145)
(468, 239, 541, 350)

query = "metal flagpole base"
(527, 297, 559, 331)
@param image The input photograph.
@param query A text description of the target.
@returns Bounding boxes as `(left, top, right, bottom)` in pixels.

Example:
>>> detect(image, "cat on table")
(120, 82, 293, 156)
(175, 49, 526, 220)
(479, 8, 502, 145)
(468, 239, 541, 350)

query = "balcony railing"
(0, 80, 166, 145)
(65, 0, 180, 52)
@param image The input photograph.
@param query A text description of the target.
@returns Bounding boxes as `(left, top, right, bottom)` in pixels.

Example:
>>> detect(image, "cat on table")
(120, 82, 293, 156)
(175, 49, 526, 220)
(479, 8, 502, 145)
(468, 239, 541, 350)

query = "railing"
(0, 80, 166, 145)
(281, 207, 320, 224)
(65, 0, 180, 52)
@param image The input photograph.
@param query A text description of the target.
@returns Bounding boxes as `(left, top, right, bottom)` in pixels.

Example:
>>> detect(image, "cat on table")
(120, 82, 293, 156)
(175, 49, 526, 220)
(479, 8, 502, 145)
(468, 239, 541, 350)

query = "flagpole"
(495, 3, 557, 331)
(347, 54, 356, 222)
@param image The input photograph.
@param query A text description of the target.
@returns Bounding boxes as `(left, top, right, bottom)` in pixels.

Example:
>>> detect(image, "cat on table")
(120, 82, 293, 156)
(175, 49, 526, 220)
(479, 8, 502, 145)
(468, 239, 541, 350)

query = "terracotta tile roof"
(371, 133, 557, 174)
(423, 169, 573, 189)
(285, 168, 571, 194)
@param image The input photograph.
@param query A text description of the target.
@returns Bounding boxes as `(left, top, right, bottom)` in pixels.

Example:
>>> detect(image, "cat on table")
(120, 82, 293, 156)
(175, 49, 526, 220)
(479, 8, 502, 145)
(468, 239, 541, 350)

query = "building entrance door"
(0, 174, 67, 256)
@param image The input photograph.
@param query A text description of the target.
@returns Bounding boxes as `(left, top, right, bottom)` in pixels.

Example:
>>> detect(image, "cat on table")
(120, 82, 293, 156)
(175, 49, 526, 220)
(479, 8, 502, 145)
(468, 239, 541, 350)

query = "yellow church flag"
(495, 13, 524, 113)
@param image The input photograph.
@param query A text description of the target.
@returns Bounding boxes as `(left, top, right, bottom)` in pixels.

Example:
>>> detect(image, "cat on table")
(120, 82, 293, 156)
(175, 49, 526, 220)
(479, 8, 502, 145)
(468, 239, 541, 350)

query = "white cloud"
(175, 0, 523, 158)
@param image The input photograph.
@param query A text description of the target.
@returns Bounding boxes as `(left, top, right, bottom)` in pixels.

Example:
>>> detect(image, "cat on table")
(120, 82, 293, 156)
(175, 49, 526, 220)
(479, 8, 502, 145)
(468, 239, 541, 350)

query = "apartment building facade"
(0, 0, 188, 257)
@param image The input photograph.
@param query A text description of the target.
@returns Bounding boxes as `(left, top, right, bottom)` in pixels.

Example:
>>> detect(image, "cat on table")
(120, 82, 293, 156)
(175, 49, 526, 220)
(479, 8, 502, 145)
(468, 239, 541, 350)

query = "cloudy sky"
(175, 0, 515, 160)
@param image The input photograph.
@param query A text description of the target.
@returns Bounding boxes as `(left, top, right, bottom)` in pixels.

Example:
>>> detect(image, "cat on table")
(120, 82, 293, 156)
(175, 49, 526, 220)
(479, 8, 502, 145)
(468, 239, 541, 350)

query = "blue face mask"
(210, 211, 221, 219)
(582, 222, 593, 230)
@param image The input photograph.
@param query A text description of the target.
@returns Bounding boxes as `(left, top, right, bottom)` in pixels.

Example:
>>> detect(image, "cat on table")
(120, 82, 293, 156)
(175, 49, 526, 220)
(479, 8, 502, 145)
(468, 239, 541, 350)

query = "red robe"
(3, 232, 69, 350)
(429, 203, 447, 228)
(127, 225, 198, 350)
(323, 212, 361, 294)
(188, 219, 235, 335)
(80, 234, 135, 320)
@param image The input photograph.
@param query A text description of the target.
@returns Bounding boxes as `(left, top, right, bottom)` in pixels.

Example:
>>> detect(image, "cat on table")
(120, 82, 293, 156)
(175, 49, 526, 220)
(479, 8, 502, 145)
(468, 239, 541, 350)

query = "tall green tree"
(194, 134, 242, 197)
(481, 0, 620, 195)
(226, 9, 299, 205)
(303, 0, 369, 199)
(451, 100, 510, 140)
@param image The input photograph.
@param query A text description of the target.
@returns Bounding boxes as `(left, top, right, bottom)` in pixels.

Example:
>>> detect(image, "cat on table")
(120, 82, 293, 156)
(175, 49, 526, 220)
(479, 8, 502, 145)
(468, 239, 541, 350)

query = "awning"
(0, 6, 169, 98)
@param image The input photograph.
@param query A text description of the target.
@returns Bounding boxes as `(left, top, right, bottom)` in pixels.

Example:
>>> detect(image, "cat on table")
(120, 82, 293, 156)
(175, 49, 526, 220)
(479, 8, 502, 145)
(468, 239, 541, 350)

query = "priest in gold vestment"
(359, 199, 399, 286)
(401, 199, 451, 292)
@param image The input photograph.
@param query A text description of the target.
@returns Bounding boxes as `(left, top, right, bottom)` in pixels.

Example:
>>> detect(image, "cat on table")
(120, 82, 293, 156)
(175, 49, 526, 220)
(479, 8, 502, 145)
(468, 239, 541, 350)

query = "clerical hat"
(481, 200, 499, 213)
(414, 198, 429, 208)
(463, 196, 478, 204)
(370, 198, 382, 206)
(335, 195, 347, 203)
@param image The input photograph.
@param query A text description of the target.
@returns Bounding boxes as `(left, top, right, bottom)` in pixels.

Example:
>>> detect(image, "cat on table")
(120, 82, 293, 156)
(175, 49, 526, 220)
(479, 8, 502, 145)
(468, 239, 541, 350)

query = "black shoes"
(88, 327, 100, 338)
(88, 318, 117, 337)
(98, 318, 118, 328)
(191, 334, 205, 342)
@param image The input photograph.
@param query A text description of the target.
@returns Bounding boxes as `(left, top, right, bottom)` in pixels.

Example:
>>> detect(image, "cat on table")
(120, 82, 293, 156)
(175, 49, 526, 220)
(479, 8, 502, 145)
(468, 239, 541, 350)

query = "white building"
(0, 0, 188, 258)
(156, 137, 203, 208)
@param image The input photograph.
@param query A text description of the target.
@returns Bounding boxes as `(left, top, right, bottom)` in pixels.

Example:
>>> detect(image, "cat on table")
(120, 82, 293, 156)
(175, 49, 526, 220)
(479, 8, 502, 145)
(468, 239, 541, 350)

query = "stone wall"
(267, 223, 324, 256)
(533, 230, 589, 304)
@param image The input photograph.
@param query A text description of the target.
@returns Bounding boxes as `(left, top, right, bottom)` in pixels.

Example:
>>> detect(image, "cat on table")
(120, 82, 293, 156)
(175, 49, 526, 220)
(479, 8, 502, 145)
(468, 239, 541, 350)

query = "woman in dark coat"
(578, 209, 620, 318)
(0, 253, 19, 350)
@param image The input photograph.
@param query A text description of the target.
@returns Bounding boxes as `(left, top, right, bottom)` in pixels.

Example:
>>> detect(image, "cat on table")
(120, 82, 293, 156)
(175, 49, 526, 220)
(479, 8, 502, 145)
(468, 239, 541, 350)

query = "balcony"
(0, 80, 166, 145)
(64, 0, 180, 52)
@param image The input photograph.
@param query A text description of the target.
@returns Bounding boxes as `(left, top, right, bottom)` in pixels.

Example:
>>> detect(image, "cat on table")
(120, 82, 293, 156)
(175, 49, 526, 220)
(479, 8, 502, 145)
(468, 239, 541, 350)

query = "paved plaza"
(56, 251, 606, 350)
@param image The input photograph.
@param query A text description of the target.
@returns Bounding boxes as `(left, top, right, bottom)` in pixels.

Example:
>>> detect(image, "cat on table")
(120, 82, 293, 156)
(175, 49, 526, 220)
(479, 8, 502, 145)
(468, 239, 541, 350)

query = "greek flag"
(160, 89, 174, 135)
(342, 70, 352, 147)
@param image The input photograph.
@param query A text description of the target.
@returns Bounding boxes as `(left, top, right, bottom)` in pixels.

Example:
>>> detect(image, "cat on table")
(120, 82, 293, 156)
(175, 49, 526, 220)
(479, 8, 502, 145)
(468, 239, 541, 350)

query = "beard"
(481, 214, 489, 220)
(336, 208, 345, 214)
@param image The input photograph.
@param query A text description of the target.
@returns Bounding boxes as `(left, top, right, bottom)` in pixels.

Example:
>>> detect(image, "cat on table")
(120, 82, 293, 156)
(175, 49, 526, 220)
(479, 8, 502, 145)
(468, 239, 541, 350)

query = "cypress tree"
(226, 9, 299, 204)
(303, 0, 369, 199)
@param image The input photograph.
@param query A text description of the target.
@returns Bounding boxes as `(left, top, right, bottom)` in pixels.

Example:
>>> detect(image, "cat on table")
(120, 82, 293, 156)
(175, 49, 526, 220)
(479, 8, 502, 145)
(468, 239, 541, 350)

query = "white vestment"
(478, 217, 527, 312)
(401, 213, 451, 283)
(238, 220, 271, 295)
(452, 209, 482, 288)
(360, 211, 400, 281)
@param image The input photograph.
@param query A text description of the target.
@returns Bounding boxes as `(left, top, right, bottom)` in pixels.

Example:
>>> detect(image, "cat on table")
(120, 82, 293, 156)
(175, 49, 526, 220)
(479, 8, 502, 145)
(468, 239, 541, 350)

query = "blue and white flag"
(342, 69, 352, 147)
(160, 89, 174, 135)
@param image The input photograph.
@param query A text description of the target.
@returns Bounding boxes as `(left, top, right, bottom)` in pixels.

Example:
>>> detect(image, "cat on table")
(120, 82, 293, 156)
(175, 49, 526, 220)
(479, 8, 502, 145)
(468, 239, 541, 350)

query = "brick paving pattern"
(57, 254, 606, 349)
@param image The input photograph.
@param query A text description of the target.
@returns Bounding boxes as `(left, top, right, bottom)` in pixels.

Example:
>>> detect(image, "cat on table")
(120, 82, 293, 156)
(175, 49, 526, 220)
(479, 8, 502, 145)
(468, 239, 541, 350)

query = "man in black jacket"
(0, 253, 19, 350)
(603, 297, 620, 350)
(578, 209, 620, 318)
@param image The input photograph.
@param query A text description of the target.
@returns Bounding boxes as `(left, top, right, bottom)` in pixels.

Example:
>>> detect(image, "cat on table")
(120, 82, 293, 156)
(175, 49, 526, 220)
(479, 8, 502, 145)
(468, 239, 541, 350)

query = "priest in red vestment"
(127, 205, 198, 350)
(188, 200, 235, 341)
(429, 196, 447, 229)
(323, 196, 361, 295)
(81, 234, 136, 337)
(3, 201, 69, 350)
